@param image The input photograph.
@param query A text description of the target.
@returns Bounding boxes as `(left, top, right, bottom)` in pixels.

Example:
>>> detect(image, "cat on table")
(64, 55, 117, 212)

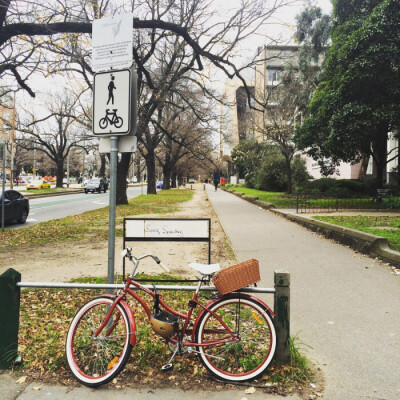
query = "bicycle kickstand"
(161, 346, 179, 372)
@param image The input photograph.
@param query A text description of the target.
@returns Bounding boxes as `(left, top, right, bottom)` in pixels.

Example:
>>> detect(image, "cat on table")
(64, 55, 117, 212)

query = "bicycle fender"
(192, 293, 275, 341)
(102, 295, 137, 346)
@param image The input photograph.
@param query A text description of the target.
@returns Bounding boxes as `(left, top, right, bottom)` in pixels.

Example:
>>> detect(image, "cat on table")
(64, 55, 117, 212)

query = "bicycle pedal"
(161, 363, 173, 372)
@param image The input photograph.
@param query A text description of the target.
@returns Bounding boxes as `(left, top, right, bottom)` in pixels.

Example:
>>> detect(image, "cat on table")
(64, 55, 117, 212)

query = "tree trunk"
(99, 154, 107, 177)
(373, 129, 388, 188)
(357, 157, 370, 181)
(284, 154, 292, 194)
(144, 150, 157, 194)
(56, 157, 64, 188)
(162, 155, 173, 190)
(116, 153, 131, 205)
(171, 171, 177, 188)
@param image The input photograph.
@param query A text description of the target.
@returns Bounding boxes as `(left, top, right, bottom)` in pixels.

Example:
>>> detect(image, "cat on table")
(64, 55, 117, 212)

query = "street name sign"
(93, 69, 131, 136)
(92, 13, 133, 72)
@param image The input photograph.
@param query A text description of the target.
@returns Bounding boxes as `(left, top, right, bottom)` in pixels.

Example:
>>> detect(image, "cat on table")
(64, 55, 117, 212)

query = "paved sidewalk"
(207, 185, 400, 400)
(0, 370, 301, 400)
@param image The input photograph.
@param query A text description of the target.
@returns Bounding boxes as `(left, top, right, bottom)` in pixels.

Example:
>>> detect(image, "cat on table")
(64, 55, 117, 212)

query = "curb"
(23, 189, 84, 199)
(223, 188, 400, 267)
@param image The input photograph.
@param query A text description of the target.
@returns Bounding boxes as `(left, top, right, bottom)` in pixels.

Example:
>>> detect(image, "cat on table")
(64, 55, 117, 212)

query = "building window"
(268, 68, 281, 83)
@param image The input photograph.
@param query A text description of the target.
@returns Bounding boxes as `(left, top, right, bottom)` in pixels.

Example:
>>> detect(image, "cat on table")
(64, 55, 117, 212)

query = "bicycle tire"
(65, 296, 132, 387)
(114, 116, 123, 128)
(99, 118, 108, 129)
(195, 295, 276, 382)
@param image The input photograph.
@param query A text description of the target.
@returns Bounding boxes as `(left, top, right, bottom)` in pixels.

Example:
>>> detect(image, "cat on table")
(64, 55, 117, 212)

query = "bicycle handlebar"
(123, 247, 170, 273)
(159, 262, 170, 273)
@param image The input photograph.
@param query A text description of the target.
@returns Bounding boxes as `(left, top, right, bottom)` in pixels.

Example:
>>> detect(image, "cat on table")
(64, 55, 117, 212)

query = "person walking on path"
(213, 169, 220, 191)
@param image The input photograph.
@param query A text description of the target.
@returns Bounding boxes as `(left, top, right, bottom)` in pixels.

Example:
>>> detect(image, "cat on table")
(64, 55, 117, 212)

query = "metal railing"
(0, 269, 289, 369)
(296, 192, 400, 213)
(16, 281, 275, 294)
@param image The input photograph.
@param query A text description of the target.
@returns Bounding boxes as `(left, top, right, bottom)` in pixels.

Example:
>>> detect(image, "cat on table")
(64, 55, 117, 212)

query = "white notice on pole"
(92, 13, 133, 72)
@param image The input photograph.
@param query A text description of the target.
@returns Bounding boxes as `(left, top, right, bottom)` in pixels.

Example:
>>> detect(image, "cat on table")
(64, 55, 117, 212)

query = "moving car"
(26, 180, 51, 190)
(84, 178, 107, 194)
(0, 189, 30, 224)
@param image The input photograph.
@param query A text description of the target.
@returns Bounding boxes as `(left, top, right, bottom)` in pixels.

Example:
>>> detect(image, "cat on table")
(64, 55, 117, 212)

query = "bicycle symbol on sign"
(99, 109, 124, 129)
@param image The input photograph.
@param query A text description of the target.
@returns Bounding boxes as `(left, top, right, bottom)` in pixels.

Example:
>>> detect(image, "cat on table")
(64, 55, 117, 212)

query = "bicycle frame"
(93, 249, 275, 354)
(95, 275, 243, 349)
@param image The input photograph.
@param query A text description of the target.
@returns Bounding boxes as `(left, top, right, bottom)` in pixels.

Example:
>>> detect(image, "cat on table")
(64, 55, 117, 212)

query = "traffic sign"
(92, 13, 133, 72)
(93, 69, 131, 136)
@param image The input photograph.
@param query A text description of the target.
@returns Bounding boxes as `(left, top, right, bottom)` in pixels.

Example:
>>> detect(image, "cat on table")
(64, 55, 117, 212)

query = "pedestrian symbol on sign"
(107, 75, 116, 105)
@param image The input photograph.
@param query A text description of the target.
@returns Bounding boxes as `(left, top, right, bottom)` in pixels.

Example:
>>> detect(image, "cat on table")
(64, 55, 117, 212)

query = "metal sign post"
(1, 142, 6, 232)
(107, 137, 118, 292)
(92, 13, 136, 289)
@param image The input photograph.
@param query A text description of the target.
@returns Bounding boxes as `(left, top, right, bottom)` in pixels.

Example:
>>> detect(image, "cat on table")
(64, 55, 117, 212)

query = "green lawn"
(314, 215, 400, 252)
(225, 186, 297, 208)
(0, 189, 193, 251)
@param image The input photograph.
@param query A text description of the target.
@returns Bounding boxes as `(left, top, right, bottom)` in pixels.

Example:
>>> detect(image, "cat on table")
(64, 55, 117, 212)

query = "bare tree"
(17, 88, 94, 187)
(1, 0, 298, 201)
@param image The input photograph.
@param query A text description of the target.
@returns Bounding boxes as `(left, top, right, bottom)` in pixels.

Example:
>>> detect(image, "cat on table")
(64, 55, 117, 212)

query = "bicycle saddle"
(188, 262, 220, 275)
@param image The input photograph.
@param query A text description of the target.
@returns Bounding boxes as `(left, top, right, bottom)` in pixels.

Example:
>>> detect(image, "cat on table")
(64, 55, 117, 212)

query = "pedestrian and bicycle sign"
(93, 69, 132, 136)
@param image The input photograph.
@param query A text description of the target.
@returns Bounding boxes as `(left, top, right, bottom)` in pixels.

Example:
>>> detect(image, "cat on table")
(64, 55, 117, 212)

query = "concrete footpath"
(0, 371, 301, 400)
(207, 186, 400, 400)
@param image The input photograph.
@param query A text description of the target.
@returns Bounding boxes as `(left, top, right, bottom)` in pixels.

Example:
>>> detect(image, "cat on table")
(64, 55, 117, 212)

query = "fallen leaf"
(16, 376, 27, 384)
(33, 386, 42, 391)
(245, 387, 256, 394)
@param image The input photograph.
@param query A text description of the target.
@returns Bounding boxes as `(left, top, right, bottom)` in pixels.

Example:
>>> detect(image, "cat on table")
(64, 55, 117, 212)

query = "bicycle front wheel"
(65, 296, 132, 387)
(195, 296, 276, 382)
(99, 117, 108, 129)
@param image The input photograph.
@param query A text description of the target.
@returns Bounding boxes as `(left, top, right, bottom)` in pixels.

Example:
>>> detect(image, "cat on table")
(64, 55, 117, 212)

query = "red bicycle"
(65, 247, 276, 387)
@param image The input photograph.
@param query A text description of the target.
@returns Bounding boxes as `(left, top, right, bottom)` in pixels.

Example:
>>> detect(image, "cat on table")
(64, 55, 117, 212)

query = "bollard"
(0, 268, 21, 369)
(274, 271, 290, 364)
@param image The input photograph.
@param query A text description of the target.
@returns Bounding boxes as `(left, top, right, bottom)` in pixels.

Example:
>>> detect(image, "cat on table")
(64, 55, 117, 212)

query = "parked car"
(188, 178, 196, 184)
(26, 180, 51, 190)
(156, 181, 163, 189)
(0, 189, 29, 224)
(84, 178, 107, 194)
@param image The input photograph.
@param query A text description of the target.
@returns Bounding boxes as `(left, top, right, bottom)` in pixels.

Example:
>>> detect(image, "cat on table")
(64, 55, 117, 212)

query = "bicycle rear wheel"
(195, 295, 276, 382)
(114, 116, 123, 128)
(66, 296, 132, 387)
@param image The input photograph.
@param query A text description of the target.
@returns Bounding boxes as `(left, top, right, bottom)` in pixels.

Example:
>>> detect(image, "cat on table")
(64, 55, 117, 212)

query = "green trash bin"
(0, 268, 21, 369)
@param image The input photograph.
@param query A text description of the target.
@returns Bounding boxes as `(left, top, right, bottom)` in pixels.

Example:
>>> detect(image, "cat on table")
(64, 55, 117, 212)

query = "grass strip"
(0, 189, 192, 251)
(314, 215, 400, 252)
(225, 186, 297, 208)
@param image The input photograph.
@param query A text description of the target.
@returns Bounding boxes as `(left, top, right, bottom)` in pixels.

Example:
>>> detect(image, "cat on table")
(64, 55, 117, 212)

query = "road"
(17, 186, 146, 228)
(206, 185, 400, 400)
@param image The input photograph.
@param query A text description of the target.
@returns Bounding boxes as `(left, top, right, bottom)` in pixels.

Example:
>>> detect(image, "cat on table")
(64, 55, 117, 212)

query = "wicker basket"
(213, 259, 260, 295)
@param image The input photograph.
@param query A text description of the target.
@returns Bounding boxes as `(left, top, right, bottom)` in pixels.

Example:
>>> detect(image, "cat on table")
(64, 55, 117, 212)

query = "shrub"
(298, 178, 374, 196)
